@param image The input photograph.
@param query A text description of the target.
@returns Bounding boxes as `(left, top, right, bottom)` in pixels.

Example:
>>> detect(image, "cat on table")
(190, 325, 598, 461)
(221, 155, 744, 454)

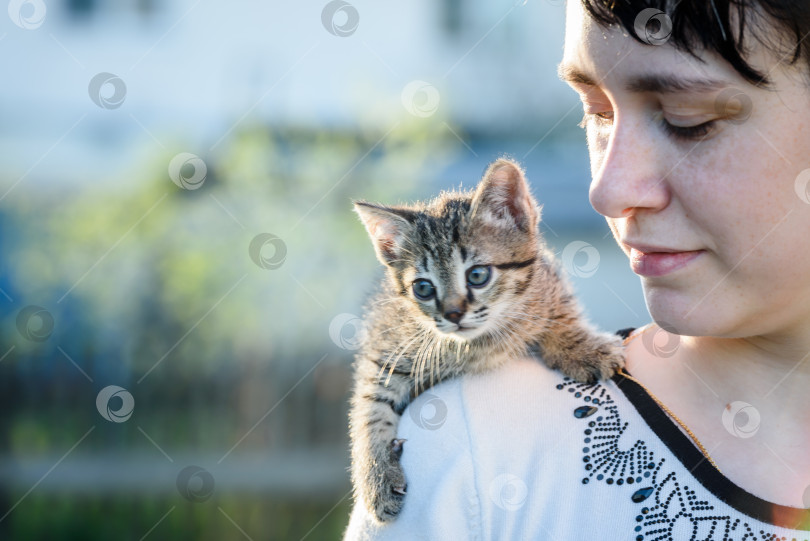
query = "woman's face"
(560, 2, 810, 340)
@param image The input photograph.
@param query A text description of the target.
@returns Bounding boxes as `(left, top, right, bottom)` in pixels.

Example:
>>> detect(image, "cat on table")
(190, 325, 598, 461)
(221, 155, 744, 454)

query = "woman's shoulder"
(343, 356, 595, 540)
(407, 352, 579, 422)
(398, 355, 583, 478)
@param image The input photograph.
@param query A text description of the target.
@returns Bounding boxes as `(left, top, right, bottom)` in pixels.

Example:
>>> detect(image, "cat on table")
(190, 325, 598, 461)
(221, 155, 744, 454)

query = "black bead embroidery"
(574, 405, 598, 419)
(556, 378, 810, 541)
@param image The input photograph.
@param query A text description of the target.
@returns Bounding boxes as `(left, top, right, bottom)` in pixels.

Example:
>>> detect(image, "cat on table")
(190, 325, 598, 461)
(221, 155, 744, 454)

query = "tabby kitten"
(349, 158, 624, 523)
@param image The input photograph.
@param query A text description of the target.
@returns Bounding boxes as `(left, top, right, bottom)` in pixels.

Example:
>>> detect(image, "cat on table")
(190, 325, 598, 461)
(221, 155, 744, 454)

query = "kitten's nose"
(444, 310, 464, 324)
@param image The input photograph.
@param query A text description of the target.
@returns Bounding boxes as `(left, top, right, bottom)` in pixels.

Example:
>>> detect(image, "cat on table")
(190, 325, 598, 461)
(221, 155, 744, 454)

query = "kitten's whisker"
(428, 336, 443, 389)
(501, 314, 538, 325)
(424, 338, 433, 391)
(491, 317, 527, 357)
(425, 334, 438, 392)
(411, 330, 433, 383)
(379, 322, 420, 335)
(427, 334, 441, 390)
(503, 311, 564, 328)
(371, 297, 403, 307)
(492, 321, 525, 361)
(386, 328, 428, 386)
(505, 310, 557, 323)
(416, 333, 435, 394)
(378, 327, 425, 382)
(378, 333, 410, 379)
(421, 333, 441, 390)
(489, 325, 510, 359)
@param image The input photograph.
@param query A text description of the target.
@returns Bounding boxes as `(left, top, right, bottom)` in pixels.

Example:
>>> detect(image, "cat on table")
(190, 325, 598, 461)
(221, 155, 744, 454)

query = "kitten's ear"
(354, 201, 415, 267)
(471, 158, 540, 231)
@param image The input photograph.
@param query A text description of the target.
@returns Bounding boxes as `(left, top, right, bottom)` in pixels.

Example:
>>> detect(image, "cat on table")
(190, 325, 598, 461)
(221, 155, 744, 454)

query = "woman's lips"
(629, 249, 703, 277)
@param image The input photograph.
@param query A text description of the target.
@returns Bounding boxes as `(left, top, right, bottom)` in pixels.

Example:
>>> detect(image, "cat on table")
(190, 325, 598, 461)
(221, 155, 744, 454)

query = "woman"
(344, 0, 810, 538)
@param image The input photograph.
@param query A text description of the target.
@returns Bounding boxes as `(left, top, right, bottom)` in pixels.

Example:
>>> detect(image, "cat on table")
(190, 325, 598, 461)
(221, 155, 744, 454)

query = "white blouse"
(343, 352, 810, 540)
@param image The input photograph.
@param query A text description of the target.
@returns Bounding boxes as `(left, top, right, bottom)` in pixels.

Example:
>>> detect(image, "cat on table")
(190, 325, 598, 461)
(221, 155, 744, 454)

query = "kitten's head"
(354, 158, 542, 342)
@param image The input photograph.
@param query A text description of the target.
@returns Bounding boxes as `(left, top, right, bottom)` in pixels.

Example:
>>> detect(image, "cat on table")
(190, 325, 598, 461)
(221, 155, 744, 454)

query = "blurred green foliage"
(4, 119, 456, 376)
(0, 117, 459, 538)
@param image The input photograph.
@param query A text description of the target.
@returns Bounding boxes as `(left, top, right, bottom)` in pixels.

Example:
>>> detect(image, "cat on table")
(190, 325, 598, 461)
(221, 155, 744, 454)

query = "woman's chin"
(642, 286, 709, 337)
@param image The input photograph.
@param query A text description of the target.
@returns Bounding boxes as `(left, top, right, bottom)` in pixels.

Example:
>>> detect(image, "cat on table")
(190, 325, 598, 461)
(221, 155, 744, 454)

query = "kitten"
(349, 158, 624, 523)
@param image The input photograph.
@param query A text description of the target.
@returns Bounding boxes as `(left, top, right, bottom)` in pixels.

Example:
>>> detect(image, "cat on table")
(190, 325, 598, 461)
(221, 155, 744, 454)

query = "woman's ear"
(470, 158, 541, 232)
(354, 201, 415, 267)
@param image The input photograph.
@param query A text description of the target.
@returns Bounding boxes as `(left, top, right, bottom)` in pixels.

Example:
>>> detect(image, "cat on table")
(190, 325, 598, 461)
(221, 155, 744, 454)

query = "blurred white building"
(1, 0, 580, 183)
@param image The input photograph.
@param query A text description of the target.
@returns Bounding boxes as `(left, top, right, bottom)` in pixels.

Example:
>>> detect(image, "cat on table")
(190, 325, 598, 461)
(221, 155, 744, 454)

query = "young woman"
(344, 1, 810, 538)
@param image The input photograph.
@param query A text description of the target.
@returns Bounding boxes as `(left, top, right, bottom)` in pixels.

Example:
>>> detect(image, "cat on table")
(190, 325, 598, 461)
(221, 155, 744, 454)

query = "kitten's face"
(397, 215, 534, 341)
(407, 254, 494, 339)
(356, 159, 541, 342)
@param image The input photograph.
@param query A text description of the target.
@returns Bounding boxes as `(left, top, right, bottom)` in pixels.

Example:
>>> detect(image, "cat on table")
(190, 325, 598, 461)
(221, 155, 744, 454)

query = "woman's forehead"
(560, 0, 767, 91)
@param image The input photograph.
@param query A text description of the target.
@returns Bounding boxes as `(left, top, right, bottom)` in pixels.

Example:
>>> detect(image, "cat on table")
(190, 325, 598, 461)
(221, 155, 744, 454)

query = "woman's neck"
(624, 324, 810, 506)
(681, 330, 810, 413)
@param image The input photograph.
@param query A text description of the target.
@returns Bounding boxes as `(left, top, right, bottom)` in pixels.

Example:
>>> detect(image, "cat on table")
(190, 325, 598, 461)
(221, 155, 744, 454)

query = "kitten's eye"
(466, 265, 491, 287)
(412, 279, 436, 300)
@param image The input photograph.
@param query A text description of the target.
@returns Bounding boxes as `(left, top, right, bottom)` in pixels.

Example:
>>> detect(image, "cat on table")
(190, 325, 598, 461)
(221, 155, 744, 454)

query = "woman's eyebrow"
(558, 63, 730, 94)
(557, 63, 596, 86)
(625, 74, 730, 93)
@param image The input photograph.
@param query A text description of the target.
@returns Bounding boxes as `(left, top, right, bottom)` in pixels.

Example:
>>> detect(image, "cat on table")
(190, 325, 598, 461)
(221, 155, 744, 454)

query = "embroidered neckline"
(611, 369, 810, 532)
(555, 372, 810, 539)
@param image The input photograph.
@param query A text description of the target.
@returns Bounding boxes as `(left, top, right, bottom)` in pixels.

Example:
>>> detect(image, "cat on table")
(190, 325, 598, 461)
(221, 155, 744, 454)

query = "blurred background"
(0, 0, 648, 539)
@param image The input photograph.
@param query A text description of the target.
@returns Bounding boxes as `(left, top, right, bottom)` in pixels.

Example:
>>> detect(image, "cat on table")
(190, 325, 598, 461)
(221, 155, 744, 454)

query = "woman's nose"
(588, 116, 671, 219)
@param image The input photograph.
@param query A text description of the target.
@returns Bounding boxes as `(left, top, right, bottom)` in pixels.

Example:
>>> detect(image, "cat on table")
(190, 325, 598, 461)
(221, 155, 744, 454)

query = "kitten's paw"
(366, 439, 408, 523)
(558, 335, 625, 383)
(578, 336, 625, 382)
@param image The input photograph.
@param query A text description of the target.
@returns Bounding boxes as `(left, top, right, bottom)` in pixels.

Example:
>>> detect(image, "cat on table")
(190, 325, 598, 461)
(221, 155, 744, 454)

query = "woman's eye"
(412, 279, 436, 300)
(661, 119, 715, 140)
(578, 110, 614, 129)
(579, 108, 716, 140)
(466, 265, 491, 287)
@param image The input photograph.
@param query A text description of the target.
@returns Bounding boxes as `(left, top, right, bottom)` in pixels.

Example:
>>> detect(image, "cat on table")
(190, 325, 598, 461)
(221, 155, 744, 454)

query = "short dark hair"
(580, 0, 810, 87)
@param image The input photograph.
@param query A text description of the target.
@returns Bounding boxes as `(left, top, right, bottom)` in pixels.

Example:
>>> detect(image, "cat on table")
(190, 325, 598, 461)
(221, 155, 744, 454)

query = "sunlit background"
(0, 1, 648, 539)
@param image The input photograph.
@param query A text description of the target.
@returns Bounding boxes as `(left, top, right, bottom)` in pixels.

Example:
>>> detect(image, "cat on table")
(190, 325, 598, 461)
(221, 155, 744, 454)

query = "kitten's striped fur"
(349, 158, 624, 522)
